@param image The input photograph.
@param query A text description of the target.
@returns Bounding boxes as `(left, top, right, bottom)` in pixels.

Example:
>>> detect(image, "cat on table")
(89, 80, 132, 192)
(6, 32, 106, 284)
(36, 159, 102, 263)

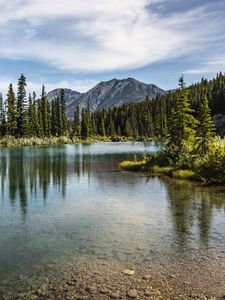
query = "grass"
(0, 135, 158, 148)
(0, 135, 129, 148)
(171, 169, 197, 180)
(0, 136, 77, 148)
(120, 161, 199, 181)
(119, 160, 148, 171)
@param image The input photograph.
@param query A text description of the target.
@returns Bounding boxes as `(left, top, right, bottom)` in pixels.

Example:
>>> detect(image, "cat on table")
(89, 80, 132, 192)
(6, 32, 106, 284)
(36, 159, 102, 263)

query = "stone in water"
(123, 269, 135, 276)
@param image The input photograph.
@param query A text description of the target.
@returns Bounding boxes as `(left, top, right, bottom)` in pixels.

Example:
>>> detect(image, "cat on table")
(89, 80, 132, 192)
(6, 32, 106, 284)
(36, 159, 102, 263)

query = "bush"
(194, 143, 225, 183)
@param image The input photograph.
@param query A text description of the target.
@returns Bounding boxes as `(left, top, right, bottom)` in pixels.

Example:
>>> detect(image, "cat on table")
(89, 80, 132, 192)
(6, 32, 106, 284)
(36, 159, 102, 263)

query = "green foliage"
(6, 84, 17, 136)
(0, 93, 3, 135)
(167, 76, 198, 154)
(119, 160, 147, 171)
(194, 141, 225, 183)
(17, 73, 28, 137)
(196, 96, 216, 154)
(72, 106, 81, 138)
(60, 89, 67, 135)
(171, 169, 196, 180)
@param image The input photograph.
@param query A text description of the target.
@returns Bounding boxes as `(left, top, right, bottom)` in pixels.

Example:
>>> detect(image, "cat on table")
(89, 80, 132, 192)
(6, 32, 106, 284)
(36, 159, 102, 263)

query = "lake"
(0, 142, 225, 299)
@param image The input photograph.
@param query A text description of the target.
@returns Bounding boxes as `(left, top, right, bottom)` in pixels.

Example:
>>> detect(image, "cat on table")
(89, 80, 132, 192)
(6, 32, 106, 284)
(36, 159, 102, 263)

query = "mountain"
(47, 78, 166, 117)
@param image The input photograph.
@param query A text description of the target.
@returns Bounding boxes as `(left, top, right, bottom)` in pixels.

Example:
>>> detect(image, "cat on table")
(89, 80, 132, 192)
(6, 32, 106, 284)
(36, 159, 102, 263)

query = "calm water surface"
(0, 142, 225, 291)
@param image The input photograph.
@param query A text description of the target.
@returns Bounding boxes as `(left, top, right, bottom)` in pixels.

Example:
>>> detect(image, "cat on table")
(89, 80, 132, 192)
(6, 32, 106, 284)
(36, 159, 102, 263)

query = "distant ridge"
(47, 78, 166, 117)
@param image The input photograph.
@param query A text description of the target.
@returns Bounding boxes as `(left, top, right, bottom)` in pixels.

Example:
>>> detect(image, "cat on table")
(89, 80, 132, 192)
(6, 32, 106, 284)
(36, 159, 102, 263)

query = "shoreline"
(119, 159, 225, 185)
(0, 136, 157, 149)
(1, 253, 224, 300)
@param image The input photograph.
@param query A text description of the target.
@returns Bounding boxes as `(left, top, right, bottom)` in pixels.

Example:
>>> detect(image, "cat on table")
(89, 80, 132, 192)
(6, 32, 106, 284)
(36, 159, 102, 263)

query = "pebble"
(75, 296, 89, 300)
(142, 274, 151, 280)
(127, 289, 138, 298)
(110, 291, 121, 298)
(85, 286, 96, 294)
(122, 269, 135, 276)
(100, 288, 109, 294)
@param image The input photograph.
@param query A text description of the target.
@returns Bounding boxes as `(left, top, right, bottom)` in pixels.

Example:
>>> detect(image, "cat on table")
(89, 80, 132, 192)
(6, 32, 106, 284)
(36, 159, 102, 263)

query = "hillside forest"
(0, 72, 225, 140)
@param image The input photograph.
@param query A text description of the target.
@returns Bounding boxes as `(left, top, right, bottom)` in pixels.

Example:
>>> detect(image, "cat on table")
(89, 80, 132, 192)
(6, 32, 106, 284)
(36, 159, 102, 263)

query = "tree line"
(0, 72, 225, 140)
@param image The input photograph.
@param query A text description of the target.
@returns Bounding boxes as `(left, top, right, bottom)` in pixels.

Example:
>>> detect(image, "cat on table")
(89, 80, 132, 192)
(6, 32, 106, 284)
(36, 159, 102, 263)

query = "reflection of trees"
(1, 146, 139, 219)
(163, 177, 225, 250)
(0, 156, 7, 199)
(0, 147, 68, 218)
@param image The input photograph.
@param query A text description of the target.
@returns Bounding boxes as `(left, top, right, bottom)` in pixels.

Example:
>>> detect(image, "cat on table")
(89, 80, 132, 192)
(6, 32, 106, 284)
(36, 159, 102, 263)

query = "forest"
(0, 72, 225, 141)
(0, 72, 225, 182)
(120, 74, 225, 184)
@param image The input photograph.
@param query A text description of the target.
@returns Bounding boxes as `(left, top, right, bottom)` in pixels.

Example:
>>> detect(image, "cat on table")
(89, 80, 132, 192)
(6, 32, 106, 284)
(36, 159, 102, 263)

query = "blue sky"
(0, 0, 224, 96)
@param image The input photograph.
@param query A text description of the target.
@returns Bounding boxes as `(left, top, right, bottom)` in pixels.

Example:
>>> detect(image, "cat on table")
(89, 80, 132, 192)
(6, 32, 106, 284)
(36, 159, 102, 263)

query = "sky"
(0, 0, 224, 96)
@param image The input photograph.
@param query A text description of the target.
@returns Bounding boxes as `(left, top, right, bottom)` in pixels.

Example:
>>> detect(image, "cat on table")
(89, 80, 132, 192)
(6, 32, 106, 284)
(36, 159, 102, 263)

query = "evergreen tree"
(6, 84, 17, 136)
(99, 116, 106, 136)
(72, 106, 81, 138)
(41, 85, 51, 137)
(60, 89, 67, 135)
(32, 92, 41, 137)
(196, 96, 216, 154)
(56, 96, 63, 136)
(81, 108, 90, 138)
(1, 103, 7, 136)
(17, 74, 28, 136)
(0, 93, 4, 136)
(168, 76, 198, 151)
(51, 99, 57, 136)
(37, 98, 44, 137)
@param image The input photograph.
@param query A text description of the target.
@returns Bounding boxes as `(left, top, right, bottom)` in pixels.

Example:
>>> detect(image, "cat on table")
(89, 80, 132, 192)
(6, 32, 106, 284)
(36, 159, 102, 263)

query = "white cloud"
(0, 0, 224, 73)
(0, 76, 97, 98)
(184, 57, 225, 75)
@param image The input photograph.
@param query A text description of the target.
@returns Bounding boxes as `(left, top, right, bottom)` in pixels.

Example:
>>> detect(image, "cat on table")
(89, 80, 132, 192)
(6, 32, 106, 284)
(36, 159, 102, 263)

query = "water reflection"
(164, 177, 225, 250)
(0, 147, 68, 218)
(0, 143, 225, 258)
(0, 143, 148, 218)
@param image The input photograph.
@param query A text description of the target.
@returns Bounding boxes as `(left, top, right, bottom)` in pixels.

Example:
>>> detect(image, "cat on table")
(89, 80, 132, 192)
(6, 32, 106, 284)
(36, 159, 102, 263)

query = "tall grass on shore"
(0, 135, 153, 148)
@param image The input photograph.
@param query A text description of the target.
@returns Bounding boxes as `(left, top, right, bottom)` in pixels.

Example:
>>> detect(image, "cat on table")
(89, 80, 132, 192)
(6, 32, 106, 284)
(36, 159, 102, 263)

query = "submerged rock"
(122, 269, 135, 276)
(127, 289, 138, 298)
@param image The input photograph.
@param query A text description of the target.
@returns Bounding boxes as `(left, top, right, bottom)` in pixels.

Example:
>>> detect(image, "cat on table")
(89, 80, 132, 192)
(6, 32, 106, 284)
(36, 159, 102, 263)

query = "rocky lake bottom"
(1, 250, 225, 300)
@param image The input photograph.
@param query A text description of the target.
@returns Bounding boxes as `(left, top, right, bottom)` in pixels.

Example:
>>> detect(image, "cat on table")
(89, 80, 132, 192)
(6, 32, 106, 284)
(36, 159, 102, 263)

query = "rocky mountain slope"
(47, 78, 165, 117)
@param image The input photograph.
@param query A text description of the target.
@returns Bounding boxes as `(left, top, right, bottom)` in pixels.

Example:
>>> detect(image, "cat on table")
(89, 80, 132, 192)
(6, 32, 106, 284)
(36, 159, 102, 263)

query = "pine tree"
(51, 99, 57, 136)
(32, 92, 41, 137)
(60, 89, 67, 135)
(196, 96, 216, 154)
(28, 93, 37, 136)
(0, 93, 4, 136)
(168, 76, 198, 151)
(72, 106, 81, 138)
(124, 120, 133, 137)
(37, 98, 44, 137)
(41, 85, 51, 137)
(17, 74, 28, 136)
(6, 84, 17, 136)
(99, 116, 106, 136)
(1, 103, 7, 136)
(56, 96, 63, 136)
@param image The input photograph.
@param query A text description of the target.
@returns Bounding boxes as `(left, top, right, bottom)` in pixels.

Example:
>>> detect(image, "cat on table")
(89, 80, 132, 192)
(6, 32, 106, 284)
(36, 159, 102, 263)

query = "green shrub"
(194, 143, 225, 183)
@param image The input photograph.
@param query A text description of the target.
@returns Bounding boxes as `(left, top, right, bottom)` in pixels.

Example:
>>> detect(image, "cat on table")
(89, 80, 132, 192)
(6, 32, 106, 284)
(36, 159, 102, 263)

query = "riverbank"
(120, 160, 198, 181)
(0, 136, 155, 148)
(1, 253, 224, 300)
(120, 137, 225, 184)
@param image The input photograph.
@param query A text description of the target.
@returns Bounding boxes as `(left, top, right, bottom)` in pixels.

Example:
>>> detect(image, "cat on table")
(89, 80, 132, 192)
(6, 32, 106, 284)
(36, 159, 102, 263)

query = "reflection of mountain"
(163, 177, 225, 250)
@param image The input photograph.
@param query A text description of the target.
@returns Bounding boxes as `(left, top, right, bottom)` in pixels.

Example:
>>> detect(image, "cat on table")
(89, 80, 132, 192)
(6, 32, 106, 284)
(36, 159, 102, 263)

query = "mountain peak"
(47, 77, 166, 117)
